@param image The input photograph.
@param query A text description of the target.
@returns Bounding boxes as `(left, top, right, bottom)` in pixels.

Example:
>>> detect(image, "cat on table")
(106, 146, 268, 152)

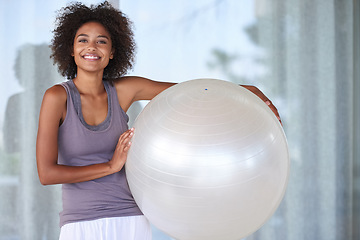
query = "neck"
(73, 70, 105, 95)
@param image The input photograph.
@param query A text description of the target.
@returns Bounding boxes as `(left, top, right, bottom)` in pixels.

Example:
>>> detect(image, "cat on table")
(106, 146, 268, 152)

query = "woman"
(36, 2, 280, 239)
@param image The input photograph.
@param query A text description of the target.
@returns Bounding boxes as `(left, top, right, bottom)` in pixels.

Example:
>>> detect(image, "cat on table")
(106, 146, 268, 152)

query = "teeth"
(83, 55, 99, 60)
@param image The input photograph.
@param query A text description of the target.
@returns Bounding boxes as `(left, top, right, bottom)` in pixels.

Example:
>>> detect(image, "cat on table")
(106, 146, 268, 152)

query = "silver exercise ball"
(126, 79, 289, 240)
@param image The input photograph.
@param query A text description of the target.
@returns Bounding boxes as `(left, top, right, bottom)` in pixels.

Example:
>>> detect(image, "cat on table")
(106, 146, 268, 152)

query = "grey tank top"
(58, 80, 143, 227)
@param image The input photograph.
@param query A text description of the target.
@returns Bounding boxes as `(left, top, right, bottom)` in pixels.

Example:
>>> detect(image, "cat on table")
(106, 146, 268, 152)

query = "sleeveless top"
(58, 80, 143, 227)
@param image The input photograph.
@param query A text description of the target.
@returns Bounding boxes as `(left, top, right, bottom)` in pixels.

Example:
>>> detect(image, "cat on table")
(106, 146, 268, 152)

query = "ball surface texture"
(126, 79, 289, 240)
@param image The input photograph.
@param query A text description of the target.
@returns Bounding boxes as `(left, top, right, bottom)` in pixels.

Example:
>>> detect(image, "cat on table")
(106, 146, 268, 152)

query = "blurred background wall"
(0, 0, 358, 239)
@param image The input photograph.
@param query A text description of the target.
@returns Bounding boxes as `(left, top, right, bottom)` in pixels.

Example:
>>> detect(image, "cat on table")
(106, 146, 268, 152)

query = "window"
(0, 0, 358, 239)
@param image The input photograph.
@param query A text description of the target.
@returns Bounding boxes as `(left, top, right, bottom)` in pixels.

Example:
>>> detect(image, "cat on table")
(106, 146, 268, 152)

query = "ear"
(110, 49, 115, 59)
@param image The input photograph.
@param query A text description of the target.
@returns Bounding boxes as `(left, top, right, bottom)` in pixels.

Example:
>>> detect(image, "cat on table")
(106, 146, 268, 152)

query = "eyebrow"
(76, 34, 110, 39)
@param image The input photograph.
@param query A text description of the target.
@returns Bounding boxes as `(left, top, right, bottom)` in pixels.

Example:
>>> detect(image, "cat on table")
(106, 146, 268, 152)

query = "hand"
(240, 85, 282, 125)
(109, 128, 134, 173)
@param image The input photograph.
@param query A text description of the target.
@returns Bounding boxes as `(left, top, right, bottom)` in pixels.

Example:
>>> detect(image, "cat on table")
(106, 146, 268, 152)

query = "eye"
(97, 40, 107, 44)
(78, 39, 87, 43)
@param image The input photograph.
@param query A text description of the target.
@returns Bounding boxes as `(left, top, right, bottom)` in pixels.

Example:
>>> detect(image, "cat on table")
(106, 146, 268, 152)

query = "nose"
(87, 41, 96, 51)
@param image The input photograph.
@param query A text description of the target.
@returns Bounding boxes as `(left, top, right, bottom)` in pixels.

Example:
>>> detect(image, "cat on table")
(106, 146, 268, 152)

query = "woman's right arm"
(36, 85, 132, 185)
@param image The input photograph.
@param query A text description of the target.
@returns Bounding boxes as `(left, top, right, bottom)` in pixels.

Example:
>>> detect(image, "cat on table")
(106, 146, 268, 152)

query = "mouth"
(82, 53, 101, 60)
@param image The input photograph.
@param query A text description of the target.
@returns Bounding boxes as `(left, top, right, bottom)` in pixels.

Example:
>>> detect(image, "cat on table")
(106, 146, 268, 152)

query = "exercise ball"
(126, 79, 289, 240)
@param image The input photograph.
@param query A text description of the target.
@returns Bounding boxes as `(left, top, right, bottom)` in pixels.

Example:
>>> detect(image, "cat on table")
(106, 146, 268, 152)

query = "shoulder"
(43, 84, 67, 104)
(40, 84, 67, 120)
(45, 84, 67, 106)
(110, 77, 144, 111)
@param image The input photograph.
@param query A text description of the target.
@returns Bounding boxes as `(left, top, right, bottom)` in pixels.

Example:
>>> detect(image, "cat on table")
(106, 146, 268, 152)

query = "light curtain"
(0, 0, 358, 239)
(244, 1, 359, 240)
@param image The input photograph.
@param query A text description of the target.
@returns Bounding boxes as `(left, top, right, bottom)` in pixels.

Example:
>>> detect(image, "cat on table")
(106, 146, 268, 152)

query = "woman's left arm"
(115, 77, 281, 124)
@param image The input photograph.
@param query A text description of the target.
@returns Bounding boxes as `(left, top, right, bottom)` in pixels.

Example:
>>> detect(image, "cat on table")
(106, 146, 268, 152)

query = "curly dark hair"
(50, 1, 136, 81)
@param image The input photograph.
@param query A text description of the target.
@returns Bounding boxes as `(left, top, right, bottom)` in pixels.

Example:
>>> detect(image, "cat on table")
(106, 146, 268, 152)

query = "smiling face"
(72, 21, 114, 77)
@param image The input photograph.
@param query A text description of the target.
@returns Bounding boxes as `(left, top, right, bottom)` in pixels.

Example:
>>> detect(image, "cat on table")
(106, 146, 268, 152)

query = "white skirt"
(59, 215, 152, 240)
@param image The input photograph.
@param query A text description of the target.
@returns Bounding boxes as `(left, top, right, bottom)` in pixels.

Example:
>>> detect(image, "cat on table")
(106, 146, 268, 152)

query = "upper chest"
(80, 91, 109, 126)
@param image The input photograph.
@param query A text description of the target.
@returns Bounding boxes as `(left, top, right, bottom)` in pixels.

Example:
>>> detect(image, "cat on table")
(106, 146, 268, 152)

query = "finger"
(117, 130, 134, 152)
(123, 141, 132, 152)
(241, 85, 282, 125)
(118, 128, 134, 142)
(265, 100, 282, 125)
(118, 135, 132, 150)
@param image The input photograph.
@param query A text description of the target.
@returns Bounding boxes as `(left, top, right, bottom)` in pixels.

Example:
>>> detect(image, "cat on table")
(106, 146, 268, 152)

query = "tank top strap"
(59, 81, 78, 128)
(107, 81, 129, 124)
